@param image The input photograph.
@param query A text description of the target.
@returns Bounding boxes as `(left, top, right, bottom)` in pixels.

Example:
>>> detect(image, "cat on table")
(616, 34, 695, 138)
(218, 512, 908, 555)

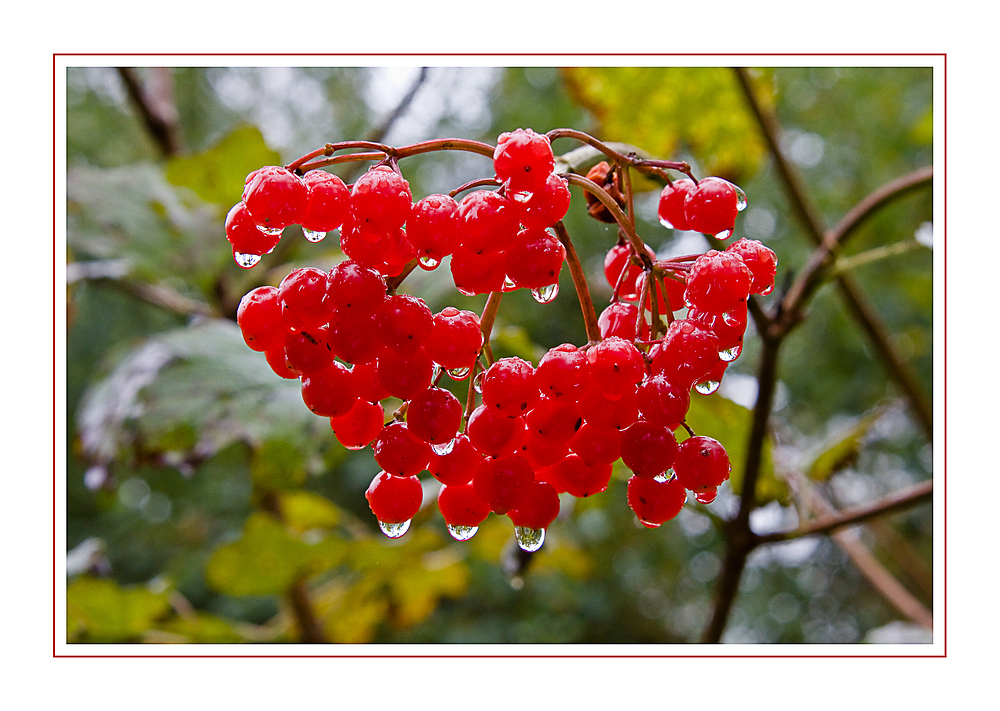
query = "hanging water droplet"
(531, 283, 559, 304)
(695, 379, 721, 395)
(734, 185, 748, 212)
(511, 190, 533, 203)
(714, 228, 734, 240)
(695, 488, 718, 504)
(419, 255, 440, 270)
(760, 284, 774, 296)
(659, 216, 677, 230)
(302, 228, 327, 243)
(653, 469, 674, 483)
(447, 524, 478, 541)
(431, 438, 457, 456)
(378, 519, 411, 538)
(503, 275, 517, 291)
(256, 224, 283, 237)
(514, 526, 545, 552)
(448, 366, 471, 380)
(473, 370, 486, 393)
(719, 345, 742, 362)
(456, 285, 476, 297)
(638, 519, 662, 529)
(233, 252, 261, 269)
(431, 364, 444, 381)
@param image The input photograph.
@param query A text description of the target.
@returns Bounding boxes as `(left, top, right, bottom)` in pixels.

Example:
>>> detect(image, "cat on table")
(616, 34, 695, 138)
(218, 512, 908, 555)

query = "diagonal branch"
(116, 67, 183, 157)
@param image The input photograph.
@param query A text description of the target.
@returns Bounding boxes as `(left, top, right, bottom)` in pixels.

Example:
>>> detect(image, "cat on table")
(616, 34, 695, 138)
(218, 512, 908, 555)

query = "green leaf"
(251, 439, 307, 491)
(204, 513, 343, 596)
(154, 613, 246, 643)
(279, 490, 342, 534)
(166, 126, 281, 207)
(561, 67, 773, 182)
(684, 391, 786, 504)
(66, 576, 170, 643)
(804, 408, 887, 481)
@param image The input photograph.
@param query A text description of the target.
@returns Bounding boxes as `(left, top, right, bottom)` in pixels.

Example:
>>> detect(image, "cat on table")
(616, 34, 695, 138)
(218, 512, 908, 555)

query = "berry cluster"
(228, 128, 776, 551)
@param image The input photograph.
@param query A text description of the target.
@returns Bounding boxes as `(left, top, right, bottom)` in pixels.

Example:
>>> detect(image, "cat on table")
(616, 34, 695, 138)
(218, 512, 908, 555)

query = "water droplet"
(760, 284, 774, 296)
(653, 469, 674, 483)
(378, 519, 411, 538)
(734, 186, 748, 212)
(503, 275, 517, 291)
(234, 252, 262, 269)
(714, 228, 734, 240)
(695, 379, 721, 395)
(302, 228, 327, 243)
(659, 216, 677, 230)
(695, 488, 718, 504)
(531, 283, 559, 304)
(456, 285, 476, 297)
(638, 519, 662, 529)
(719, 345, 742, 362)
(431, 364, 444, 381)
(448, 366, 471, 380)
(447, 524, 478, 541)
(419, 255, 440, 270)
(431, 438, 457, 456)
(473, 370, 486, 393)
(514, 526, 545, 552)
(511, 190, 533, 203)
(256, 224, 283, 237)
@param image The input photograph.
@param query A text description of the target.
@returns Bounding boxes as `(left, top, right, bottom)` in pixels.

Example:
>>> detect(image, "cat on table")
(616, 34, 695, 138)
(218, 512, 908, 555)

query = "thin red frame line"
(53, 53, 946, 659)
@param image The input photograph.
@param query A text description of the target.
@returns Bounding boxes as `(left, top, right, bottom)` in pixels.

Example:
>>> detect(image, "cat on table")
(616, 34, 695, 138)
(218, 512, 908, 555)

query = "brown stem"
(563, 173, 651, 267)
(553, 221, 601, 342)
(116, 67, 183, 157)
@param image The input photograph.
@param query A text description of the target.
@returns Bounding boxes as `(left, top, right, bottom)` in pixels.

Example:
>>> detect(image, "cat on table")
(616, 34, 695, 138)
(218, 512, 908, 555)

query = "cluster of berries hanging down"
(226, 127, 777, 552)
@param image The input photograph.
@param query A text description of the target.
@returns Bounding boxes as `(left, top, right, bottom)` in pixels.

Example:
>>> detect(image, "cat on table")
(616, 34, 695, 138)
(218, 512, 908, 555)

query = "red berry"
(649, 319, 721, 390)
(457, 190, 520, 254)
(493, 128, 555, 195)
(300, 361, 358, 417)
(481, 357, 539, 416)
(225, 202, 281, 266)
(637, 374, 691, 429)
(520, 429, 571, 470)
(373, 422, 431, 478)
(514, 173, 571, 229)
(376, 346, 434, 401)
(427, 434, 483, 487)
(407, 194, 460, 266)
(657, 178, 697, 231)
(351, 359, 391, 403)
(472, 453, 534, 514)
(437, 483, 492, 529)
(242, 166, 307, 232)
(683, 177, 742, 238)
(689, 305, 748, 362)
(326, 260, 387, 322)
(627, 475, 686, 527)
(237, 286, 286, 352)
(674, 436, 731, 492)
(407, 387, 463, 445)
(278, 267, 332, 330)
(726, 237, 777, 296)
(620, 420, 678, 480)
(330, 399, 384, 450)
(524, 397, 582, 445)
(585, 337, 645, 399)
(603, 243, 656, 300)
(684, 250, 752, 314)
(577, 384, 640, 432)
(328, 312, 383, 365)
(264, 343, 299, 379)
(350, 165, 412, 233)
(568, 423, 621, 465)
(450, 245, 508, 296)
(466, 404, 526, 458)
(554, 454, 613, 498)
(598, 301, 640, 341)
(508, 480, 560, 530)
(503, 228, 566, 291)
(425, 308, 483, 374)
(374, 294, 433, 354)
(283, 326, 335, 375)
(365, 470, 423, 526)
(536, 344, 590, 402)
(301, 170, 350, 232)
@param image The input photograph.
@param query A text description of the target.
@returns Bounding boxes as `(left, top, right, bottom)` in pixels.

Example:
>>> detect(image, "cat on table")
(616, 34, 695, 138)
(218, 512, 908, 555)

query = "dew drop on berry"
(659, 216, 678, 230)
(695, 379, 721, 395)
(514, 526, 545, 552)
(510, 190, 533, 204)
(504, 275, 518, 290)
(448, 366, 471, 380)
(233, 252, 262, 269)
(419, 255, 440, 270)
(734, 186, 748, 212)
(531, 283, 559, 304)
(456, 285, 476, 297)
(719, 345, 742, 362)
(695, 488, 718, 504)
(257, 224, 283, 237)
(431, 437, 458, 456)
(473, 370, 486, 393)
(447, 524, 479, 541)
(302, 228, 327, 243)
(714, 228, 734, 240)
(638, 519, 663, 529)
(653, 470, 673, 483)
(378, 519, 411, 538)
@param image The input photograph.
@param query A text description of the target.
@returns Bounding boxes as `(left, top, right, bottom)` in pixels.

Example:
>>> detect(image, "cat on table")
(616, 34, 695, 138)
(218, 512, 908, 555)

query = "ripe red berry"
(503, 228, 566, 291)
(683, 177, 742, 239)
(283, 326, 335, 375)
(327, 312, 384, 365)
(603, 243, 656, 300)
(598, 301, 640, 341)
(225, 202, 281, 267)
(351, 359, 391, 404)
(407, 194, 460, 267)
(684, 250, 752, 314)
(350, 165, 412, 233)
(524, 397, 582, 445)
(374, 294, 433, 354)
(300, 361, 358, 418)
(466, 404, 526, 458)
(449, 245, 508, 296)
(264, 342, 299, 379)
(242, 166, 308, 233)
(493, 128, 555, 195)
(457, 190, 520, 254)
(437, 483, 492, 531)
(627, 475, 687, 527)
(515, 173, 572, 229)
(620, 420, 679, 480)
(481, 357, 539, 416)
(577, 384, 640, 432)
(507, 480, 561, 530)
(424, 308, 483, 374)
(585, 337, 645, 399)
(657, 178, 697, 231)
(365, 471, 423, 531)
(689, 305, 748, 362)
(554, 453, 613, 498)
(406, 387, 463, 445)
(330, 399, 384, 450)
(237, 286, 285, 352)
(649, 319, 721, 390)
(726, 237, 777, 296)
(375, 346, 434, 401)
(536, 344, 590, 402)
(427, 434, 483, 487)
(373, 422, 431, 478)
(637, 373, 691, 429)
(568, 423, 621, 465)
(326, 260, 387, 322)
(278, 267, 332, 330)
(472, 453, 534, 514)
(301, 170, 350, 233)
(673, 436, 731, 492)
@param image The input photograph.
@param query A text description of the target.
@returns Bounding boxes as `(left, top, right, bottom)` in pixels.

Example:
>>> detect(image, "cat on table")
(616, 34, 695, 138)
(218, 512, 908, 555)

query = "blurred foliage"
(65, 65, 933, 646)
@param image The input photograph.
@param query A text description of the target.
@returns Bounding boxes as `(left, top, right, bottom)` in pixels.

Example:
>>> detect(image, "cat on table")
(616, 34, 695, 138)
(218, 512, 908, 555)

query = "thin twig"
(553, 221, 601, 342)
(116, 67, 183, 157)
